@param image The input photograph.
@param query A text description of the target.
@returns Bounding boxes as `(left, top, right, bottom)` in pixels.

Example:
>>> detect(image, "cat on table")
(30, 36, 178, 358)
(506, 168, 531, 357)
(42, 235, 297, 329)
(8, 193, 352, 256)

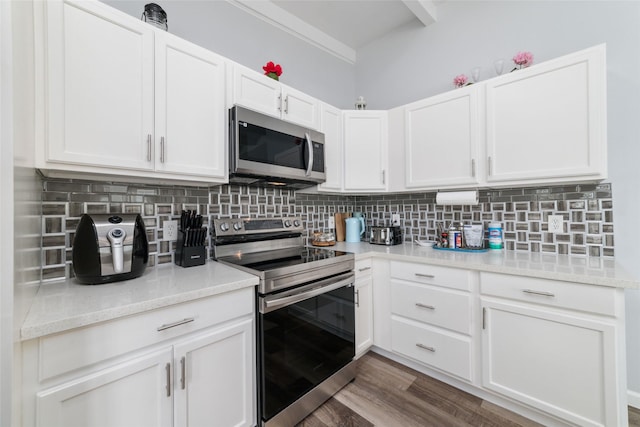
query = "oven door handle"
(262, 272, 354, 313)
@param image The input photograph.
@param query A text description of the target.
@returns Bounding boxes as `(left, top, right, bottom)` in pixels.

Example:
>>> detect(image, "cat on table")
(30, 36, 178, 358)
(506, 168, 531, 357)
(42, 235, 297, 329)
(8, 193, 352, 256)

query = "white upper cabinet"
(485, 44, 607, 184)
(231, 64, 320, 130)
(317, 103, 344, 192)
(36, 0, 227, 184)
(343, 111, 388, 192)
(154, 32, 227, 179)
(40, 0, 155, 171)
(404, 86, 482, 189)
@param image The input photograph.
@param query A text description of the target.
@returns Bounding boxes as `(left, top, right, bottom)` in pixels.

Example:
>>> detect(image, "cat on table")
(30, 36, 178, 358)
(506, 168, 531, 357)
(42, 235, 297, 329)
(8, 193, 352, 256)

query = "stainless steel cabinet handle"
(355, 289, 360, 307)
(284, 95, 289, 114)
(157, 317, 195, 331)
(488, 156, 492, 176)
(382, 170, 386, 185)
(523, 289, 555, 297)
(358, 267, 371, 272)
(305, 132, 313, 177)
(165, 363, 171, 397)
(416, 343, 435, 352)
(471, 159, 476, 177)
(278, 94, 282, 112)
(147, 134, 152, 162)
(180, 357, 186, 390)
(415, 273, 435, 279)
(160, 136, 166, 163)
(415, 303, 435, 310)
(482, 307, 486, 330)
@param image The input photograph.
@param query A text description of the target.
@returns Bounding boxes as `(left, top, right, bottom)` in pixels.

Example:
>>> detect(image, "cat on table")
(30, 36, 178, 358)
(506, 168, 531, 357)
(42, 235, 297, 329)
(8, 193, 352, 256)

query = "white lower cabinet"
(36, 348, 174, 427)
(354, 258, 373, 357)
(389, 261, 475, 382)
(480, 272, 627, 427)
(23, 288, 255, 427)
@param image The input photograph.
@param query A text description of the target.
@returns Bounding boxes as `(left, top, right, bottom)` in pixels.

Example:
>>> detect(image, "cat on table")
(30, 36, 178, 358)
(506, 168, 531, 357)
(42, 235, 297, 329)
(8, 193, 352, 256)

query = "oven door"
(258, 272, 355, 423)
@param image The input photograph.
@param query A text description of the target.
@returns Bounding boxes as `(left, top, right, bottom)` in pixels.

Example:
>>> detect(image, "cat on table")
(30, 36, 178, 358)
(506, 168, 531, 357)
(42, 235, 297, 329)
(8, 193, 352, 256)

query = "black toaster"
(72, 214, 149, 284)
(369, 226, 403, 246)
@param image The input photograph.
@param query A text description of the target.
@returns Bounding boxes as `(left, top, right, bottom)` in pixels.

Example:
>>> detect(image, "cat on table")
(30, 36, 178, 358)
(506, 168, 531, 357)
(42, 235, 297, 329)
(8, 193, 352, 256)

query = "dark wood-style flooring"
(297, 351, 640, 427)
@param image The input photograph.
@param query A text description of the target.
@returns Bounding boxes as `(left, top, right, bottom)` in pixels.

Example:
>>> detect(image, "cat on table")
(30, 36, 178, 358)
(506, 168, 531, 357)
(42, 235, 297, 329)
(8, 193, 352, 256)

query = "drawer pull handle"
(157, 317, 195, 331)
(358, 266, 371, 272)
(180, 356, 186, 390)
(165, 363, 171, 397)
(416, 343, 435, 352)
(415, 273, 435, 279)
(522, 289, 555, 297)
(415, 303, 435, 310)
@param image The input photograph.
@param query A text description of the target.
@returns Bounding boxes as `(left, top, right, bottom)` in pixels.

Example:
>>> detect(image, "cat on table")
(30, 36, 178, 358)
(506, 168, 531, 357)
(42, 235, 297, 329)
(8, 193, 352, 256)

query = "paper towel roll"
(436, 190, 479, 206)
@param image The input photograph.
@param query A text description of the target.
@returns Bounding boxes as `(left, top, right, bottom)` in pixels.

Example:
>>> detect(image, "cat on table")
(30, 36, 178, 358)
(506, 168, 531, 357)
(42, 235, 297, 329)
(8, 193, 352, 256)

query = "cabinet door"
(174, 318, 254, 427)
(482, 300, 621, 427)
(154, 32, 227, 179)
(43, 0, 154, 170)
(355, 274, 373, 357)
(232, 64, 281, 118)
(281, 86, 319, 129)
(318, 103, 343, 192)
(343, 111, 388, 192)
(485, 45, 607, 184)
(36, 348, 173, 427)
(405, 86, 481, 189)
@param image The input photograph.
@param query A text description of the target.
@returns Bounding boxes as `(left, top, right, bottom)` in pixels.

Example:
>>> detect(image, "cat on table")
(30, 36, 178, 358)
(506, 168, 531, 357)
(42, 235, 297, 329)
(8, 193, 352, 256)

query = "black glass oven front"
(258, 283, 355, 423)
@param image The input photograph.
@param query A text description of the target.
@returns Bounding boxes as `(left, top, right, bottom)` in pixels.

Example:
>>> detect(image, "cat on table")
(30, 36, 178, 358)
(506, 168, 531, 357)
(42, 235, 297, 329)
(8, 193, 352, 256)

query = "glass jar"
(142, 3, 168, 31)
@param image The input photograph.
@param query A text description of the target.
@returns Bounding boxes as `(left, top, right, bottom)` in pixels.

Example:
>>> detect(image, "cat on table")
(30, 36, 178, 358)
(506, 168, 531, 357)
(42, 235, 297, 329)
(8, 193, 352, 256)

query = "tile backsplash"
(40, 178, 614, 282)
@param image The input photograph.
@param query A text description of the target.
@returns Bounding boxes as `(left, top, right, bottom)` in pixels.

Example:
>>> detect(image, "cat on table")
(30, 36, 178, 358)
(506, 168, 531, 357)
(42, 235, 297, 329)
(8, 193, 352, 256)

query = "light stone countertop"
(331, 242, 640, 290)
(20, 260, 259, 341)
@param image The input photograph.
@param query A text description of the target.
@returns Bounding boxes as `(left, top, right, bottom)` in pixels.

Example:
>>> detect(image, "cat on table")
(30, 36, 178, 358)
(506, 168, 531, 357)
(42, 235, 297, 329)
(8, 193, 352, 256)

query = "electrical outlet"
(392, 213, 400, 226)
(328, 216, 335, 229)
(548, 215, 564, 233)
(164, 220, 178, 241)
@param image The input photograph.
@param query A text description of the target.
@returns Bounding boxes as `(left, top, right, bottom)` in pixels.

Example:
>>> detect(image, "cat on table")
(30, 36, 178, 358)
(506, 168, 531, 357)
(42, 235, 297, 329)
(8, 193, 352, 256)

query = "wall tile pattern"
(40, 179, 614, 282)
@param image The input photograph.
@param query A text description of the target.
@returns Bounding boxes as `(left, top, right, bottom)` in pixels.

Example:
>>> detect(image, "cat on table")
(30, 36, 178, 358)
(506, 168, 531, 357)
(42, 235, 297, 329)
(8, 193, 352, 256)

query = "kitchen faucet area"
(2, 1, 640, 426)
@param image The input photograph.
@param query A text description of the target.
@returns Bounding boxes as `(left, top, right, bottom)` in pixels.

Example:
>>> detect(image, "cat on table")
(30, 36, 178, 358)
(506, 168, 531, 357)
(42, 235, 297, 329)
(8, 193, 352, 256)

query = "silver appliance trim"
(263, 360, 357, 427)
(229, 106, 326, 188)
(260, 272, 354, 314)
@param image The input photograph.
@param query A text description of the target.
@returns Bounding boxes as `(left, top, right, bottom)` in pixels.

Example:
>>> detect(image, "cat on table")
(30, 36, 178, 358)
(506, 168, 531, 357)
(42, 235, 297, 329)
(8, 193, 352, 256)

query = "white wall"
(102, 0, 356, 109)
(355, 0, 640, 398)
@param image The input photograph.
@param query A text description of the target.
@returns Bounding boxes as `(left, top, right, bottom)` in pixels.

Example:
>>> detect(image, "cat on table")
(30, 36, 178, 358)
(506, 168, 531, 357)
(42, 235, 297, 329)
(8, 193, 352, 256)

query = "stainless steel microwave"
(229, 106, 326, 189)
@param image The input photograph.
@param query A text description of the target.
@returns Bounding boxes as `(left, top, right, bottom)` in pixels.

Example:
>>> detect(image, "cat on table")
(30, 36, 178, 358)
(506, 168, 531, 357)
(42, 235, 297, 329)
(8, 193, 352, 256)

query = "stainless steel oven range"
(212, 217, 356, 427)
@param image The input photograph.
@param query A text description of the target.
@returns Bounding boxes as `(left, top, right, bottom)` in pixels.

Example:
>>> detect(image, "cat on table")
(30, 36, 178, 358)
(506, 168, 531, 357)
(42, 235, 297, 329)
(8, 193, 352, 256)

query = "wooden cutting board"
(335, 212, 351, 242)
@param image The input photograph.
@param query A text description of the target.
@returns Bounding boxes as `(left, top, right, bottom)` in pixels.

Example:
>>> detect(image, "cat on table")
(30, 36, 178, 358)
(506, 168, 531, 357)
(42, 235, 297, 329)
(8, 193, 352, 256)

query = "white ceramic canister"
(488, 221, 503, 249)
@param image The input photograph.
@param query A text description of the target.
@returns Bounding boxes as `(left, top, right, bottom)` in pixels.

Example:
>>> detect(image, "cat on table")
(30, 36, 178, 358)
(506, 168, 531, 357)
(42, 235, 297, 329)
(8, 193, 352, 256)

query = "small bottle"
(448, 223, 462, 249)
(488, 221, 503, 250)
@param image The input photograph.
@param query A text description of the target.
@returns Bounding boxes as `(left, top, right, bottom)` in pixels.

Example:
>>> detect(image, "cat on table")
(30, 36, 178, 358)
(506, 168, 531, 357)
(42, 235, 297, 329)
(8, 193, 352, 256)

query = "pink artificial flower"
(453, 74, 468, 88)
(512, 51, 533, 68)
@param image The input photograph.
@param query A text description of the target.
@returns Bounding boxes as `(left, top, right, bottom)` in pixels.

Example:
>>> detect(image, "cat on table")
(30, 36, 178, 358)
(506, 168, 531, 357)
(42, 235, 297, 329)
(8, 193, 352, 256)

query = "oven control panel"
(213, 217, 303, 237)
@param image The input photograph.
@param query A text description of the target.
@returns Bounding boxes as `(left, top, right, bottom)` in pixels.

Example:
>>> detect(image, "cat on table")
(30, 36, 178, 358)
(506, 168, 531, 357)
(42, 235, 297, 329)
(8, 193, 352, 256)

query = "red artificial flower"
(263, 61, 283, 77)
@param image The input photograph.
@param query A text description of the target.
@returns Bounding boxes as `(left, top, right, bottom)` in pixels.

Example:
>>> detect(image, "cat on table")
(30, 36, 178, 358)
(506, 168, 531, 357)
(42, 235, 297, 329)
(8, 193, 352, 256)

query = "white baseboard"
(629, 390, 640, 409)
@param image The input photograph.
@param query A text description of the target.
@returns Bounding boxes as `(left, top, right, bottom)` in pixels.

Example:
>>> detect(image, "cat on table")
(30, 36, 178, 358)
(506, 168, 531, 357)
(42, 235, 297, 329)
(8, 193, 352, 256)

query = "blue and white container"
(488, 221, 503, 250)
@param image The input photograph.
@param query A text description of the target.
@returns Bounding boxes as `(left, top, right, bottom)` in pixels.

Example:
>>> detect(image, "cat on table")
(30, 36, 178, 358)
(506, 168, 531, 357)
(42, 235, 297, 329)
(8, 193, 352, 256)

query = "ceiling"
(231, 0, 440, 63)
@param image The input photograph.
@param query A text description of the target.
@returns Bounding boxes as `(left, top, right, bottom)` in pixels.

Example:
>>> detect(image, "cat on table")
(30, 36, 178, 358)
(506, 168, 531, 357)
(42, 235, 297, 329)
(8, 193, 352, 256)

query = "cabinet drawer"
(391, 317, 472, 381)
(391, 281, 471, 334)
(355, 258, 373, 278)
(390, 261, 471, 291)
(39, 287, 254, 381)
(480, 272, 616, 316)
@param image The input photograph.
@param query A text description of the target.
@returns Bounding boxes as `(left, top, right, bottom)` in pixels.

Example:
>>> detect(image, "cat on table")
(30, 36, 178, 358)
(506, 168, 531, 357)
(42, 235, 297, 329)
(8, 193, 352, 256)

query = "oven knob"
(219, 222, 229, 232)
(284, 220, 292, 227)
(233, 221, 243, 231)
(293, 220, 301, 227)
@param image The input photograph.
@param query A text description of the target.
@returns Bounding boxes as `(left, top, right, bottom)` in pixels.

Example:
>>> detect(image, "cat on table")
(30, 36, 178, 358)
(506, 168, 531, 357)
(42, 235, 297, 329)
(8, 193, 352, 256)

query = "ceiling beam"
(227, 0, 357, 64)
(401, 0, 438, 26)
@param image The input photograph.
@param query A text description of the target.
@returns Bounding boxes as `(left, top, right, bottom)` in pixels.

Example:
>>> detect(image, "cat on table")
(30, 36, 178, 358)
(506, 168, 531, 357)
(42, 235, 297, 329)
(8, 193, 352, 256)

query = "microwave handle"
(305, 132, 313, 176)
